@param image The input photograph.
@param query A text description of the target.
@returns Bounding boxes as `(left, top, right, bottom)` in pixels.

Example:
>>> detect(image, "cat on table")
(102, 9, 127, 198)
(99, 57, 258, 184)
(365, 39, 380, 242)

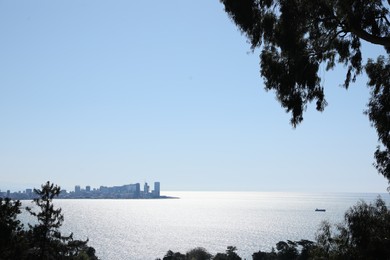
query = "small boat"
(315, 208, 326, 212)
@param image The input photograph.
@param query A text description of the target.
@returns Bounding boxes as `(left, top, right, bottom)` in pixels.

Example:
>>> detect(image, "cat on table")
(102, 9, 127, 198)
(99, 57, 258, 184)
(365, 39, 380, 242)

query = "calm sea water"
(20, 192, 390, 260)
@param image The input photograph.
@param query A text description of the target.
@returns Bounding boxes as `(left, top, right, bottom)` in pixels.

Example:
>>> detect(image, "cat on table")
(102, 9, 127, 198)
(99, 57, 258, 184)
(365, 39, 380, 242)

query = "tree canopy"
(220, 0, 390, 186)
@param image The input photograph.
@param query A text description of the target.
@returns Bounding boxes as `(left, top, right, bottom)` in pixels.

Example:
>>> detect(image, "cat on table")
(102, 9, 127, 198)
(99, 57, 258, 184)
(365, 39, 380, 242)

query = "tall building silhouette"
(144, 182, 149, 196)
(153, 182, 160, 197)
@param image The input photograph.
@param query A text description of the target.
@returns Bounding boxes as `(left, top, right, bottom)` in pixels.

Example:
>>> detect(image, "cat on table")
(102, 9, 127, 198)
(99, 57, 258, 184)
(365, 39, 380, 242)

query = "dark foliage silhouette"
(186, 247, 212, 260)
(0, 198, 28, 259)
(0, 181, 98, 260)
(313, 196, 390, 259)
(220, 0, 390, 186)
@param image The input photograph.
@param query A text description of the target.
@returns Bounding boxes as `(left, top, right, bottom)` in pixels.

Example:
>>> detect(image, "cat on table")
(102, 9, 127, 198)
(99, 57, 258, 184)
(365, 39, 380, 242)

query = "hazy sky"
(0, 1, 388, 193)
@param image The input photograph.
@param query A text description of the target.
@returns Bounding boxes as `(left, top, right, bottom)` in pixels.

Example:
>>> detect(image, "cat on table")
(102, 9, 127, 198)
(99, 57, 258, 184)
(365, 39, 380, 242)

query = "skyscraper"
(153, 182, 160, 198)
(144, 182, 149, 196)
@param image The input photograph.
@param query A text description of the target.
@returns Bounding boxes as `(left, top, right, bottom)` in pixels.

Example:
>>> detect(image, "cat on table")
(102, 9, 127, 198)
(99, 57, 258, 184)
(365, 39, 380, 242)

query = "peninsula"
(0, 181, 178, 200)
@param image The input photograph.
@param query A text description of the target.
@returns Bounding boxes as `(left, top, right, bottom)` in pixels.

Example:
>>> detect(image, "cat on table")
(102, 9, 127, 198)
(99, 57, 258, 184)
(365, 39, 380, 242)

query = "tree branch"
(349, 25, 390, 47)
(383, 15, 390, 26)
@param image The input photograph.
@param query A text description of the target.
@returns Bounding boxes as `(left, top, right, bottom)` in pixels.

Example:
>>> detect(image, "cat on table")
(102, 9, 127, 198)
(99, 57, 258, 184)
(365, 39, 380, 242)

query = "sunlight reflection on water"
(19, 192, 389, 260)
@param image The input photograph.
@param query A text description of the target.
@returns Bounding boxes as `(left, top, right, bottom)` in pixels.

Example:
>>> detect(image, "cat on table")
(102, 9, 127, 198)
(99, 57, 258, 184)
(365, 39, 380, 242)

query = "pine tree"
(26, 181, 97, 259)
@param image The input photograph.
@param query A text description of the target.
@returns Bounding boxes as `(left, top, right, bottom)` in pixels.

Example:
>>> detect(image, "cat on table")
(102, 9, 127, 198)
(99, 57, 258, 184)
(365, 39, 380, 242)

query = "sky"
(0, 1, 388, 193)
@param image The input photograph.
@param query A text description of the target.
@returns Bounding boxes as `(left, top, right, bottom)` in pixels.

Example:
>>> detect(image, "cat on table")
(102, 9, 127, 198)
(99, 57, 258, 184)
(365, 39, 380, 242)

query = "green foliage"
(251, 197, 390, 259)
(186, 247, 212, 260)
(0, 181, 98, 260)
(213, 246, 242, 260)
(314, 196, 390, 259)
(162, 246, 242, 260)
(0, 198, 29, 259)
(365, 56, 390, 183)
(163, 250, 186, 260)
(25, 181, 98, 260)
(26, 181, 65, 258)
(0, 197, 23, 241)
(252, 249, 277, 260)
(220, 0, 390, 185)
(252, 239, 315, 260)
(275, 241, 299, 260)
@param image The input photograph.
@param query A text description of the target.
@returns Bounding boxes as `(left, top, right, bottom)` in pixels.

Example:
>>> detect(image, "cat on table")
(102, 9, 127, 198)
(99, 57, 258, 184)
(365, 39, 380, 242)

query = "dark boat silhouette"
(315, 208, 326, 212)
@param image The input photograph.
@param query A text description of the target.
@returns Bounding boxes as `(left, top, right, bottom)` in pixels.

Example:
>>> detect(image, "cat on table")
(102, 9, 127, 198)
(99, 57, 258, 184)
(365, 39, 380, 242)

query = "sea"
(19, 191, 390, 260)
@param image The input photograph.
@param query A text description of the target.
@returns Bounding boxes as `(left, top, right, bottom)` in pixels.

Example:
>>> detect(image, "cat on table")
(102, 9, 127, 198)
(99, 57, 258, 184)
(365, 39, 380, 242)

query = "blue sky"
(0, 1, 388, 192)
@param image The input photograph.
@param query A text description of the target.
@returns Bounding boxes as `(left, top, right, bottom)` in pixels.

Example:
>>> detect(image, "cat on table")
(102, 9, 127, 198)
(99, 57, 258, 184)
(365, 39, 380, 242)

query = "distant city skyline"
(0, 1, 388, 193)
(0, 181, 162, 200)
